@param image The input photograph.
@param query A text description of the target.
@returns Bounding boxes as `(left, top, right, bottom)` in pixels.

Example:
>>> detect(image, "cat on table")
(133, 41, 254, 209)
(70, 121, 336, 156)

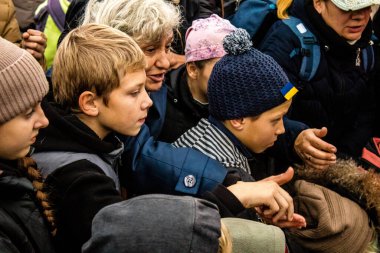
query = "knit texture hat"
(208, 29, 296, 120)
(0, 37, 48, 123)
(289, 180, 375, 253)
(82, 194, 221, 253)
(185, 14, 236, 63)
(222, 218, 286, 253)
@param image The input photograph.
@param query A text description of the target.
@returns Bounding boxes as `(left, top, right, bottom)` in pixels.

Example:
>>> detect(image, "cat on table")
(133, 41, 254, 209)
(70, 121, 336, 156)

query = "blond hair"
(81, 0, 181, 46)
(277, 0, 293, 19)
(366, 232, 378, 253)
(218, 221, 233, 253)
(52, 24, 145, 109)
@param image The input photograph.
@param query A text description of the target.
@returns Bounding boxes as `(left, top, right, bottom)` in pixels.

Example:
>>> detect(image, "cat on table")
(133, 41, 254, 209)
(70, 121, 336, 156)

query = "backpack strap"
(361, 41, 375, 73)
(47, 0, 71, 32)
(32, 151, 120, 191)
(34, 4, 49, 32)
(282, 17, 320, 82)
(228, 0, 277, 39)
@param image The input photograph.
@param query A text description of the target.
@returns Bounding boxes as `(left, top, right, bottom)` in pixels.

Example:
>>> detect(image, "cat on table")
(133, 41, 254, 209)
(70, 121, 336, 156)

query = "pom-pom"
(223, 28, 252, 55)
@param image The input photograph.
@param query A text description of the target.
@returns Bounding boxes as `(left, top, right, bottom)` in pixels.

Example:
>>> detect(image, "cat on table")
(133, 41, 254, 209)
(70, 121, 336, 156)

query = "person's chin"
(14, 147, 31, 159)
(343, 29, 363, 41)
(125, 126, 143, 137)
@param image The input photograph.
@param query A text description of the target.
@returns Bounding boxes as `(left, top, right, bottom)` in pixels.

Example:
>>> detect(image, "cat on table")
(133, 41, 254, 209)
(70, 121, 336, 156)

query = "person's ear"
(228, 118, 245, 131)
(313, 0, 324, 14)
(78, 91, 99, 116)
(186, 62, 199, 80)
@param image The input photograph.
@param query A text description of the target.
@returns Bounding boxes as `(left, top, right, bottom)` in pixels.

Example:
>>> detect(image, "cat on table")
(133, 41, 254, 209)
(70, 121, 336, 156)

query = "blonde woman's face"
(0, 103, 49, 160)
(314, 0, 371, 41)
(140, 33, 173, 92)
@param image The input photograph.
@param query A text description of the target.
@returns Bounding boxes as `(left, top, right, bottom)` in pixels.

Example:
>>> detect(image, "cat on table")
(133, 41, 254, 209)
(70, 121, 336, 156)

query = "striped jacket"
(173, 118, 253, 181)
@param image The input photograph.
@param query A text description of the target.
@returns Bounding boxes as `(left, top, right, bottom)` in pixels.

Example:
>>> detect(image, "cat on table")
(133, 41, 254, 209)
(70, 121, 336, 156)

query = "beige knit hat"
(289, 180, 375, 253)
(222, 218, 286, 253)
(0, 37, 48, 123)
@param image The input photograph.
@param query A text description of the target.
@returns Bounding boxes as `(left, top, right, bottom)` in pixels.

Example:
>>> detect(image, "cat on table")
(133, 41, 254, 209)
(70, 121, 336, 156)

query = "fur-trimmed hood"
(294, 159, 380, 233)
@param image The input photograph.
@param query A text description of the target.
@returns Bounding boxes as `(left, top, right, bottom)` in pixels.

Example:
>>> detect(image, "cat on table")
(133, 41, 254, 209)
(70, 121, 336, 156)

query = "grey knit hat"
(82, 194, 221, 253)
(0, 37, 49, 123)
(208, 29, 297, 120)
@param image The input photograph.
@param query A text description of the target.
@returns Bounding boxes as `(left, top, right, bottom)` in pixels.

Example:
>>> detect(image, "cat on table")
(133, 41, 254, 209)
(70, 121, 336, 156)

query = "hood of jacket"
(166, 65, 209, 119)
(34, 99, 122, 155)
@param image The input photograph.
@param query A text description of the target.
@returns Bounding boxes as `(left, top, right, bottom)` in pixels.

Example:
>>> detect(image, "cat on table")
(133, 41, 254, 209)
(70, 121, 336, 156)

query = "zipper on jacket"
(355, 48, 361, 67)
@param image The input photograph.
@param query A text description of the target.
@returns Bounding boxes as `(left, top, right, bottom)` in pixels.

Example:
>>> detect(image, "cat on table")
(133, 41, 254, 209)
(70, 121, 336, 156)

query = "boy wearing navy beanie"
(174, 29, 298, 178)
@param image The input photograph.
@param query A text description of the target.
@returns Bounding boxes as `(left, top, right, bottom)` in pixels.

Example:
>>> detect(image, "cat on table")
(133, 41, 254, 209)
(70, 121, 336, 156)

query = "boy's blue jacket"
(120, 85, 227, 195)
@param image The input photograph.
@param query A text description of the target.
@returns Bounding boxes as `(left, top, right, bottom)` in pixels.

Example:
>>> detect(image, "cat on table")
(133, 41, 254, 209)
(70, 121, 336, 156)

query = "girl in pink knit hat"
(159, 14, 236, 142)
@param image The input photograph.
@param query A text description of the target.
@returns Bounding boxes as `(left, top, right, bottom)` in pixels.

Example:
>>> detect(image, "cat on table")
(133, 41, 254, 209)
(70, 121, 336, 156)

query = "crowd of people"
(0, 0, 379, 252)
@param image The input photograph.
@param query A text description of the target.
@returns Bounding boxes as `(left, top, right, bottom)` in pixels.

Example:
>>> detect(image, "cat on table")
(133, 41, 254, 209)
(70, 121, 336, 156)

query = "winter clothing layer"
(12, 0, 44, 31)
(158, 65, 209, 143)
(82, 195, 221, 253)
(174, 118, 253, 178)
(32, 100, 123, 253)
(290, 180, 375, 253)
(185, 14, 235, 62)
(259, 0, 376, 157)
(0, 158, 55, 253)
(208, 36, 291, 120)
(33, 100, 233, 253)
(0, 37, 49, 123)
(120, 85, 227, 197)
(0, 0, 21, 44)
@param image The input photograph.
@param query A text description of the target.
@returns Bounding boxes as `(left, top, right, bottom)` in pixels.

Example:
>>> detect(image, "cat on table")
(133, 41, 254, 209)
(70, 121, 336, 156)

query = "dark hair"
(193, 58, 216, 70)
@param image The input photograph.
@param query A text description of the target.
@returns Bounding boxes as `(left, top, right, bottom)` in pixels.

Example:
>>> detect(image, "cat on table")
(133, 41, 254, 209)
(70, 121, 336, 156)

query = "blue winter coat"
(121, 85, 227, 196)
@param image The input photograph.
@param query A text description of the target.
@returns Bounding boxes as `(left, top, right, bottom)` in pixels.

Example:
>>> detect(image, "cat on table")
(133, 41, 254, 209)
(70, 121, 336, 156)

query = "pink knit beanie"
(185, 14, 236, 63)
(0, 37, 48, 123)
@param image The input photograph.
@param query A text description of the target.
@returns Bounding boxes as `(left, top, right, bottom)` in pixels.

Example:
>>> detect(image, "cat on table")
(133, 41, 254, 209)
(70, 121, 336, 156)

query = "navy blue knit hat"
(208, 29, 297, 120)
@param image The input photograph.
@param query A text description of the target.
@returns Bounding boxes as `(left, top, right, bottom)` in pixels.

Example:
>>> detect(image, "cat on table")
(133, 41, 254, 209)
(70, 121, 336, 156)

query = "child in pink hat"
(159, 14, 236, 142)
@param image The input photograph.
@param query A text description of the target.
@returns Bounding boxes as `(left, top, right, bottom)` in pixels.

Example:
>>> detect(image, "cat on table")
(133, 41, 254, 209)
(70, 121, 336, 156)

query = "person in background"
(259, 0, 378, 160)
(12, 0, 44, 32)
(158, 14, 233, 143)
(0, 37, 54, 252)
(1, 0, 47, 68)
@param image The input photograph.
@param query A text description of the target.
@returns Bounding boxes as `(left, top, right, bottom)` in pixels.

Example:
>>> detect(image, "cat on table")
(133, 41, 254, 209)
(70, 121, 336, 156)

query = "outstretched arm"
(228, 167, 306, 228)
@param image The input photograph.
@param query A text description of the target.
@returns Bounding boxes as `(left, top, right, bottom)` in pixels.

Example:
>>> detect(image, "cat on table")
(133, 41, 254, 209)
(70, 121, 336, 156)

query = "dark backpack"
(227, 0, 375, 81)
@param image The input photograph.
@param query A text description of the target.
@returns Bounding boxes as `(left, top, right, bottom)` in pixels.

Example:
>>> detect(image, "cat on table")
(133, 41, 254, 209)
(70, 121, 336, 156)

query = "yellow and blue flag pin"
(281, 82, 298, 100)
